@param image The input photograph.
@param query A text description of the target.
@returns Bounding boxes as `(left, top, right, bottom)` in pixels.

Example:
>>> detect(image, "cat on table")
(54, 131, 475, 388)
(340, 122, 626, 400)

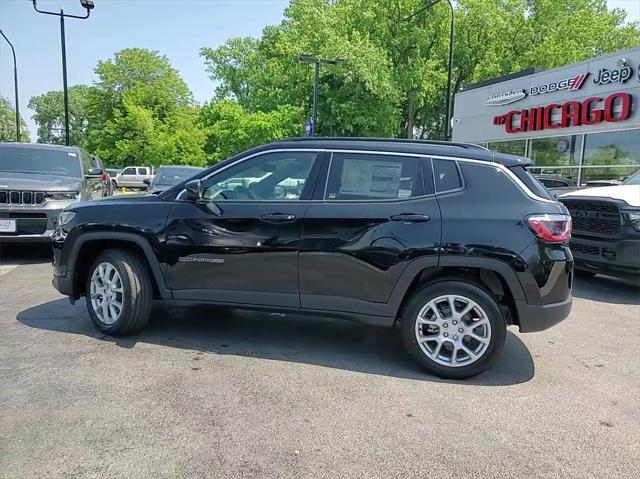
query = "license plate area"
(0, 219, 17, 233)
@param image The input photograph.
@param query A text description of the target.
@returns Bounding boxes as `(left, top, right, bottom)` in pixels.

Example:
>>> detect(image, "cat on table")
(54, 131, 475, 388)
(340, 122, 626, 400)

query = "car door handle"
(389, 213, 430, 223)
(259, 213, 297, 224)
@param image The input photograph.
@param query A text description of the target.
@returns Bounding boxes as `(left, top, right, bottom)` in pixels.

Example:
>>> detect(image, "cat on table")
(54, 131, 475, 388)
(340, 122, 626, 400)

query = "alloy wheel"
(90, 262, 124, 325)
(414, 294, 492, 367)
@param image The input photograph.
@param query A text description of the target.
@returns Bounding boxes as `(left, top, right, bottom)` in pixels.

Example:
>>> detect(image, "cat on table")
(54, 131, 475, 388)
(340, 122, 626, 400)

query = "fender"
(387, 255, 527, 316)
(66, 231, 171, 299)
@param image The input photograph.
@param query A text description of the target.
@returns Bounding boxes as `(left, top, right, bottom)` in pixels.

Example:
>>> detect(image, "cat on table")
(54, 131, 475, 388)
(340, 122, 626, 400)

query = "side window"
(122, 167, 136, 175)
(137, 167, 148, 175)
(90, 155, 102, 169)
(325, 153, 421, 200)
(433, 159, 462, 192)
(203, 151, 319, 201)
(80, 149, 92, 175)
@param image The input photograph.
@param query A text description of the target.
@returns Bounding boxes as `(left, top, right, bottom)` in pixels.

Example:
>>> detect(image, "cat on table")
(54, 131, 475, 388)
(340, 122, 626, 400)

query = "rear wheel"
(85, 249, 152, 336)
(401, 281, 506, 379)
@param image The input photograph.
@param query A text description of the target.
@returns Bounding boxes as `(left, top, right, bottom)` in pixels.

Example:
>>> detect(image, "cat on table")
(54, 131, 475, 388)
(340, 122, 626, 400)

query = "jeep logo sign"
(593, 65, 633, 85)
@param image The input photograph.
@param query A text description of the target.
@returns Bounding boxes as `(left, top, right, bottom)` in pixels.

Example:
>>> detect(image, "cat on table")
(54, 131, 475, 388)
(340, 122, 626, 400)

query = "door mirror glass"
(185, 179, 203, 201)
(86, 166, 103, 177)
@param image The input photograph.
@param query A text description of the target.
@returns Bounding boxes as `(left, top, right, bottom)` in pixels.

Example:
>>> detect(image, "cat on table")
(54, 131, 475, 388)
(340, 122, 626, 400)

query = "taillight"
(527, 214, 572, 243)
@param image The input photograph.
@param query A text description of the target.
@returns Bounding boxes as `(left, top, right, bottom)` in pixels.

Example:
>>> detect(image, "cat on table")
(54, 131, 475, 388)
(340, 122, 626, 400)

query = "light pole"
(404, 0, 454, 140)
(31, 0, 95, 146)
(0, 30, 20, 142)
(298, 55, 346, 136)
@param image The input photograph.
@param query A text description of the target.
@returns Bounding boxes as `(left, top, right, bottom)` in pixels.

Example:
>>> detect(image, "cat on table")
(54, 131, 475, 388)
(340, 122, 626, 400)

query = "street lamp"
(298, 55, 347, 136)
(0, 30, 21, 142)
(31, 0, 95, 146)
(404, 0, 454, 140)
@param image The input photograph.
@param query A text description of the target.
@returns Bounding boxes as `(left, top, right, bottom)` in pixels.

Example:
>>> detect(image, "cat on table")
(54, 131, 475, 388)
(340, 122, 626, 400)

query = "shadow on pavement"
(0, 244, 52, 265)
(17, 298, 534, 386)
(572, 274, 640, 305)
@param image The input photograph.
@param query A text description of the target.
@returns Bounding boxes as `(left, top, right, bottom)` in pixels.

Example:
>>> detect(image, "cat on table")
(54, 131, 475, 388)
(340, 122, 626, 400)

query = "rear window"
(510, 166, 552, 200)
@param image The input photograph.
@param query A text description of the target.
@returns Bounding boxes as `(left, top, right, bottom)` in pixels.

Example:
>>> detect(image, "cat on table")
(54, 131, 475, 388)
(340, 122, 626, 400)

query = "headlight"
(626, 211, 640, 232)
(47, 191, 80, 201)
(57, 211, 77, 226)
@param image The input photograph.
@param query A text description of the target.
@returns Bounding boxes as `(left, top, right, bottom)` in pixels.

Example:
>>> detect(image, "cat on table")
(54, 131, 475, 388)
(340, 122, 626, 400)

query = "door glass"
(325, 153, 421, 200)
(137, 168, 147, 175)
(203, 151, 319, 201)
(582, 129, 640, 183)
(122, 167, 135, 175)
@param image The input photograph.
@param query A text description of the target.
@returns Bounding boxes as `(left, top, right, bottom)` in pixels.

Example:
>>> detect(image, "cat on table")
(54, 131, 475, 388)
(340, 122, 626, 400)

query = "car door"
(300, 151, 441, 317)
(119, 167, 136, 187)
(137, 167, 149, 187)
(164, 149, 324, 307)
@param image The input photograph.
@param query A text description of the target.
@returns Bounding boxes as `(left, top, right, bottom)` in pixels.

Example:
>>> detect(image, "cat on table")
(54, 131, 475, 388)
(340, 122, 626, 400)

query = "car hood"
(560, 185, 640, 207)
(0, 172, 82, 191)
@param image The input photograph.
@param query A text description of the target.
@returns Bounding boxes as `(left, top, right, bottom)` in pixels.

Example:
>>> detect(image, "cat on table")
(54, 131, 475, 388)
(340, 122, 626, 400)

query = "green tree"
(28, 85, 90, 146)
(200, 0, 640, 140)
(0, 96, 30, 142)
(199, 99, 302, 163)
(87, 48, 206, 167)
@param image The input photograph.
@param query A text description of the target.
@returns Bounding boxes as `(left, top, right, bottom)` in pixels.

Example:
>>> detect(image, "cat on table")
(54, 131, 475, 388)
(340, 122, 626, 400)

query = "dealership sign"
(484, 89, 527, 106)
(530, 72, 589, 96)
(493, 92, 632, 134)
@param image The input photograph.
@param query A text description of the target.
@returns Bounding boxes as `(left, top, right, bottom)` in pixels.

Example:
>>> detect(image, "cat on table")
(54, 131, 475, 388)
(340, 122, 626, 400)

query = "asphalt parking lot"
(1, 245, 639, 478)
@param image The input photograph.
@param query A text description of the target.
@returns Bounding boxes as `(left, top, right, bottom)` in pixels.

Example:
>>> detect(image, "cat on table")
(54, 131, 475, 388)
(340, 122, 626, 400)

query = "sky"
(1, 0, 639, 141)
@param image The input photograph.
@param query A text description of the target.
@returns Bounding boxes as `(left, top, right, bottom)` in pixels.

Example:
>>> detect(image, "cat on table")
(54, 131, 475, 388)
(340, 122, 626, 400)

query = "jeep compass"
(52, 138, 573, 378)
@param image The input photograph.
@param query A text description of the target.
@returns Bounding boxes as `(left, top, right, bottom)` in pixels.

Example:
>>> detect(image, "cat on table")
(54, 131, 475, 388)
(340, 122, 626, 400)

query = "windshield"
(623, 170, 640, 185)
(0, 146, 82, 178)
(154, 167, 203, 186)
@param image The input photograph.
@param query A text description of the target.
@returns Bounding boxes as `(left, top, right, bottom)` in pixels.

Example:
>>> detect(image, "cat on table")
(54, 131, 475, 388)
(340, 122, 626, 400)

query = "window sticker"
(339, 159, 403, 198)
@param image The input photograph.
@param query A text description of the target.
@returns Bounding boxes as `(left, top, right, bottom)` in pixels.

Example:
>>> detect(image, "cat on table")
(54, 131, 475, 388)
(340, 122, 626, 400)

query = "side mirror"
(86, 166, 102, 177)
(143, 178, 151, 186)
(185, 179, 203, 201)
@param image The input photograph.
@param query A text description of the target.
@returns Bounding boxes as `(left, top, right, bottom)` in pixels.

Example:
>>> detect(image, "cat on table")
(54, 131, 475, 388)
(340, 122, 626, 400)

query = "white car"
(112, 166, 153, 190)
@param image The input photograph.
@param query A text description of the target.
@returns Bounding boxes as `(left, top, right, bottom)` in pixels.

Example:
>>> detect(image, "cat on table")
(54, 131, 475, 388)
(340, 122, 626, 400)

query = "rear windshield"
(0, 146, 82, 178)
(509, 165, 552, 200)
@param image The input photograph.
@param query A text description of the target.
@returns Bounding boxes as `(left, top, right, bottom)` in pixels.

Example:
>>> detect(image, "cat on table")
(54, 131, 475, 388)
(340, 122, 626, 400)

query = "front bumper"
(515, 296, 573, 333)
(0, 207, 63, 243)
(570, 236, 640, 278)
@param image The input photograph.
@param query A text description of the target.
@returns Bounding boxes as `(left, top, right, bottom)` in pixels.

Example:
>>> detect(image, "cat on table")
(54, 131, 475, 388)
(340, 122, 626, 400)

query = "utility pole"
(31, 0, 95, 146)
(298, 55, 347, 136)
(0, 30, 21, 142)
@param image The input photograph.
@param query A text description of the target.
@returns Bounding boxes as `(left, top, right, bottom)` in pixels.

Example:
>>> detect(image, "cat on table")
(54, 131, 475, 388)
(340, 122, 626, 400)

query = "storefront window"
(529, 135, 581, 168)
(581, 129, 640, 183)
(487, 140, 526, 157)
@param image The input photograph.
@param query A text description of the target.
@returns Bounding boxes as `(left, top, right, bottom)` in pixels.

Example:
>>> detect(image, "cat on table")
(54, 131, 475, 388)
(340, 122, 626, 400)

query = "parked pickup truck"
(560, 174, 640, 279)
(112, 166, 153, 190)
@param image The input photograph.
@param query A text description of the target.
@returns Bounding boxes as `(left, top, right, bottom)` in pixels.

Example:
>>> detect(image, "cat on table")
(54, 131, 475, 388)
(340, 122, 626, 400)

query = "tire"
(111, 180, 118, 190)
(401, 280, 507, 379)
(85, 249, 153, 336)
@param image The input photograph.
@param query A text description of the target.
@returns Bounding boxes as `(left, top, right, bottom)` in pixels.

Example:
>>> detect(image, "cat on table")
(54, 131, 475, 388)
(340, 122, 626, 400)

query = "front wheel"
(401, 281, 507, 379)
(85, 249, 153, 336)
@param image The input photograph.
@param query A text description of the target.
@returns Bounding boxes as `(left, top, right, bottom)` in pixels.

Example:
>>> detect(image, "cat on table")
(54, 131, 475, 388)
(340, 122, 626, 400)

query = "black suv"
(52, 139, 573, 378)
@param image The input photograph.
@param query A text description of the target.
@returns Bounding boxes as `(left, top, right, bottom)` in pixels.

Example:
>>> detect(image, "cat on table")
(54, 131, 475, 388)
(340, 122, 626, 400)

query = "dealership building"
(452, 47, 640, 185)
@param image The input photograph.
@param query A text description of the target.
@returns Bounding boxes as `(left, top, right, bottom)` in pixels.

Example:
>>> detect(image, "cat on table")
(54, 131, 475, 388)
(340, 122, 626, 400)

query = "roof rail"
(277, 136, 489, 151)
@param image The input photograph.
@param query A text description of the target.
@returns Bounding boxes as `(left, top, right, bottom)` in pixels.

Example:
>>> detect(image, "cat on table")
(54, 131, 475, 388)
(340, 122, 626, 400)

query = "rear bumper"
(515, 296, 573, 333)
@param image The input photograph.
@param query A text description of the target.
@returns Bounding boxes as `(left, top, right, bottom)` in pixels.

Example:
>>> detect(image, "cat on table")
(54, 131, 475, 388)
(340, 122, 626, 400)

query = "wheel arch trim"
(67, 231, 171, 299)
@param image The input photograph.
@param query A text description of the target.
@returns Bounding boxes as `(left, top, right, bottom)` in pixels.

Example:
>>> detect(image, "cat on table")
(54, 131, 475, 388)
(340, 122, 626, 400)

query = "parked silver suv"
(0, 143, 107, 243)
